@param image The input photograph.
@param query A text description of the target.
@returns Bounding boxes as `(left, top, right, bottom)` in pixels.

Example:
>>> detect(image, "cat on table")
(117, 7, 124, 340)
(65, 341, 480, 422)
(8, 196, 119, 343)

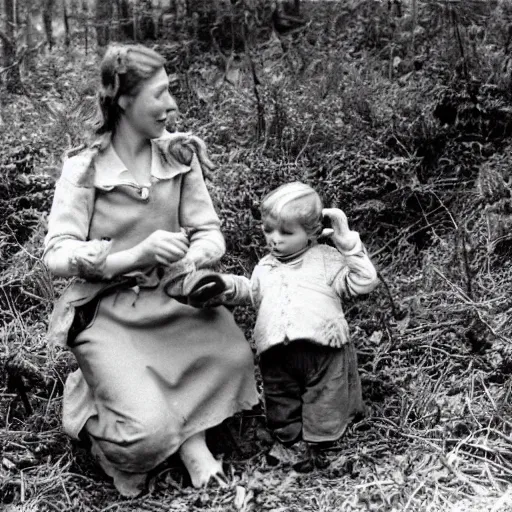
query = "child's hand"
(322, 208, 359, 252)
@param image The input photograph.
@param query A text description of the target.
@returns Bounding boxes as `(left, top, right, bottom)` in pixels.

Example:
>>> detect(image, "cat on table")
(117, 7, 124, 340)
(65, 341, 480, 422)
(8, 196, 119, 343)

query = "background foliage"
(1, 0, 512, 510)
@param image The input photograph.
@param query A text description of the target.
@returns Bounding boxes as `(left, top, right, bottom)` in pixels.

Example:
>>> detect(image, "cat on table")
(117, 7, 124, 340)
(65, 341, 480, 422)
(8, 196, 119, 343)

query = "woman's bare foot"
(179, 431, 227, 488)
(91, 439, 147, 497)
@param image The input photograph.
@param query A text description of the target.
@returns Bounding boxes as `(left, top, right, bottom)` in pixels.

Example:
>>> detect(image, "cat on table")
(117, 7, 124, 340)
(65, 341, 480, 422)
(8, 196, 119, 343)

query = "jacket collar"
(260, 244, 318, 268)
(93, 131, 192, 189)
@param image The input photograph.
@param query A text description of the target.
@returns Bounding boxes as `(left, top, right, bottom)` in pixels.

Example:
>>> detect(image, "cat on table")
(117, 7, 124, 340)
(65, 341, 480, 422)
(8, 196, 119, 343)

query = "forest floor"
(1, 1, 512, 511)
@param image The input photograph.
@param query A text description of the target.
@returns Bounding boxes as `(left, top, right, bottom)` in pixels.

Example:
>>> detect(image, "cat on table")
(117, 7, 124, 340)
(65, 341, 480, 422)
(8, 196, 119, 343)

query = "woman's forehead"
(141, 67, 169, 91)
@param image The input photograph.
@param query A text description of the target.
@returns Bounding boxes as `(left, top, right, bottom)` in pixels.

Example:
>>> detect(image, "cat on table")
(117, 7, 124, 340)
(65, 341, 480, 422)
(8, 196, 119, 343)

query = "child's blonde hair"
(260, 182, 323, 239)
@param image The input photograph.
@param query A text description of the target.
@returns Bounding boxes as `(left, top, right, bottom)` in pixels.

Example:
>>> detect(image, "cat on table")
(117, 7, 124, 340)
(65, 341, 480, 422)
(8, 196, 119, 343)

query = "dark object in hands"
(163, 268, 226, 308)
(187, 274, 226, 308)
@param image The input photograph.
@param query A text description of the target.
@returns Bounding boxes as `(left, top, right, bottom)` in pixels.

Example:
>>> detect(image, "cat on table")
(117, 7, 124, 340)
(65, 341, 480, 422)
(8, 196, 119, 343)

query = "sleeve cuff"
(338, 234, 364, 256)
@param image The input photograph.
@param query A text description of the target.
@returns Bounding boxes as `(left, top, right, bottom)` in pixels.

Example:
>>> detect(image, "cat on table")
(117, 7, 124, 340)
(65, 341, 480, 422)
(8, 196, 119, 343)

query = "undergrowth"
(1, 1, 511, 510)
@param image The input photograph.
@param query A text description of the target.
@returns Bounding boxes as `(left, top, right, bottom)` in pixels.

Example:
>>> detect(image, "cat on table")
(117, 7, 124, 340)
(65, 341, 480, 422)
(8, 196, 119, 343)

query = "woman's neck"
(112, 121, 152, 183)
(112, 120, 149, 160)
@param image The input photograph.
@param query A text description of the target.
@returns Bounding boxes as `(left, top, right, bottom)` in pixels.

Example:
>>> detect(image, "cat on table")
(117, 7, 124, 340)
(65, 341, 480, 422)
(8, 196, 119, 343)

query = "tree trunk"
(95, 0, 113, 48)
(82, 0, 88, 53)
(63, 0, 70, 47)
(132, 0, 137, 41)
(2, 0, 23, 93)
(23, 2, 33, 71)
(42, 0, 55, 49)
(138, 0, 155, 40)
(117, 0, 133, 39)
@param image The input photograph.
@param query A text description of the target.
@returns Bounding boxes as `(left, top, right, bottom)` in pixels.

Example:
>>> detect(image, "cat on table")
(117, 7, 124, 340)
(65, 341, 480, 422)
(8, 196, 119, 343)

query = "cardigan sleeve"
(43, 157, 98, 278)
(325, 237, 379, 299)
(179, 153, 225, 268)
(221, 263, 265, 307)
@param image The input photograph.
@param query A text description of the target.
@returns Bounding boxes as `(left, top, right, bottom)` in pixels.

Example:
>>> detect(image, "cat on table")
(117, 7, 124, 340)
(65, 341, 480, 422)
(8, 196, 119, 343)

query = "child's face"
(262, 216, 309, 257)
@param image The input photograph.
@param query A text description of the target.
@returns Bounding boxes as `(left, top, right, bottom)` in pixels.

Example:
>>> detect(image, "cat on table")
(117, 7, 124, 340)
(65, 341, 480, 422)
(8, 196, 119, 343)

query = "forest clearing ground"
(1, 1, 512, 510)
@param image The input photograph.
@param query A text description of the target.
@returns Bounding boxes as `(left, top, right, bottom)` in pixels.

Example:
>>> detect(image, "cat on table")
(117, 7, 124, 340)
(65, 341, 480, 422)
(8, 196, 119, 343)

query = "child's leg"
(302, 341, 364, 445)
(259, 344, 303, 446)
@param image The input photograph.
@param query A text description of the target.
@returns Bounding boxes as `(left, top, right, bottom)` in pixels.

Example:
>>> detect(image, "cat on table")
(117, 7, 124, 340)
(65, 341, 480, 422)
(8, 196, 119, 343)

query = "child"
(199, 182, 379, 471)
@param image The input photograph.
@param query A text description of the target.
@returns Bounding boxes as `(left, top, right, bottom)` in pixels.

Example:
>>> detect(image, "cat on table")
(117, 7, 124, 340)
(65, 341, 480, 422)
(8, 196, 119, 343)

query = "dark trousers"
(259, 340, 364, 445)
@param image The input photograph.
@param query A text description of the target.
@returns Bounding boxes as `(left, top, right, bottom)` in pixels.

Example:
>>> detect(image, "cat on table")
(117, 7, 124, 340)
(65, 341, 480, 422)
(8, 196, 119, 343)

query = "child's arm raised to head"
(322, 208, 379, 298)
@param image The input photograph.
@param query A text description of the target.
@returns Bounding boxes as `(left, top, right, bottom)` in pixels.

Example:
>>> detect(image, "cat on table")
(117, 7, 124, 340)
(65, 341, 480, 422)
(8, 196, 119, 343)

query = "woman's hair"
(93, 44, 166, 136)
(260, 182, 323, 238)
(71, 44, 215, 170)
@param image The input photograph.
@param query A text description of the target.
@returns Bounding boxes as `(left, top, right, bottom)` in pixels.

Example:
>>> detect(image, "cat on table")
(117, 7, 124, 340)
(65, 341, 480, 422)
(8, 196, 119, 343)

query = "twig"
(376, 271, 401, 319)
(403, 480, 425, 512)
(295, 122, 315, 165)
(459, 227, 473, 300)
(370, 217, 441, 258)
(432, 266, 509, 342)
(20, 287, 47, 303)
(61, 477, 72, 507)
(354, 479, 395, 489)
(479, 374, 497, 412)
(490, 487, 512, 511)
(21, 470, 25, 502)
(458, 449, 512, 477)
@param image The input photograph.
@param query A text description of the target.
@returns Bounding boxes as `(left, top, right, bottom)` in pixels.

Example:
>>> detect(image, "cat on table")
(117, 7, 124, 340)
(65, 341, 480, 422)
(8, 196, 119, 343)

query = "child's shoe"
(292, 443, 331, 473)
(266, 440, 307, 466)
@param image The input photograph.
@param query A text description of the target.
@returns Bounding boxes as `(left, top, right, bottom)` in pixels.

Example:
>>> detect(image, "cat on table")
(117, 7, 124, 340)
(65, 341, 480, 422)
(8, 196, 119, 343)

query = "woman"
(44, 44, 259, 497)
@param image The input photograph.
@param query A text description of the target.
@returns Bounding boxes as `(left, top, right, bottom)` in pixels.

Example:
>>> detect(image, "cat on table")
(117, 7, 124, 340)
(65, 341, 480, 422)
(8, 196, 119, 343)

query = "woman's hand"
(134, 230, 190, 267)
(322, 208, 359, 252)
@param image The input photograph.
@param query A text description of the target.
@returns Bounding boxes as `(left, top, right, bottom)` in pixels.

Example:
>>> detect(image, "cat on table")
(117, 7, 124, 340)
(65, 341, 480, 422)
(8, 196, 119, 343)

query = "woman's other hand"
(135, 229, 190, 266)
(321, 208, 359, 252)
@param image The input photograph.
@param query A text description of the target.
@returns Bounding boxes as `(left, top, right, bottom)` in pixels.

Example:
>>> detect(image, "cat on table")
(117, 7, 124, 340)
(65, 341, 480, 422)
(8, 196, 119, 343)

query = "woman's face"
(120, 67, 177, 139)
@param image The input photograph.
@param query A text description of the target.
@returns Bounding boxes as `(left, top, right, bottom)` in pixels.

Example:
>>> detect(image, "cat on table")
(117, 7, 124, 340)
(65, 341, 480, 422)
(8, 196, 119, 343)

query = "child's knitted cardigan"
(226, 239, 378, 354)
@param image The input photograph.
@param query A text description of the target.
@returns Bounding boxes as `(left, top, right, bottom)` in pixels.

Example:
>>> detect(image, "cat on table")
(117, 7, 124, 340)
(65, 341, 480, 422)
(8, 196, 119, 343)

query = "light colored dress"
(44, 132, 259, 477)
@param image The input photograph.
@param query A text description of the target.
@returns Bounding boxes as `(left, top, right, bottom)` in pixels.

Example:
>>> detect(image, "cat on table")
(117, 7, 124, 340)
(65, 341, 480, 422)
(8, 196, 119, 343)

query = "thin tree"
(95, 0, 113, 48)
(42, 0, 55, 49)
(82, 0, 89, 53)
(24, 0, 33, 70)
(117, 0, 133, 40)
(63, 0, 70, 47)
(1, 0, 23, 93)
